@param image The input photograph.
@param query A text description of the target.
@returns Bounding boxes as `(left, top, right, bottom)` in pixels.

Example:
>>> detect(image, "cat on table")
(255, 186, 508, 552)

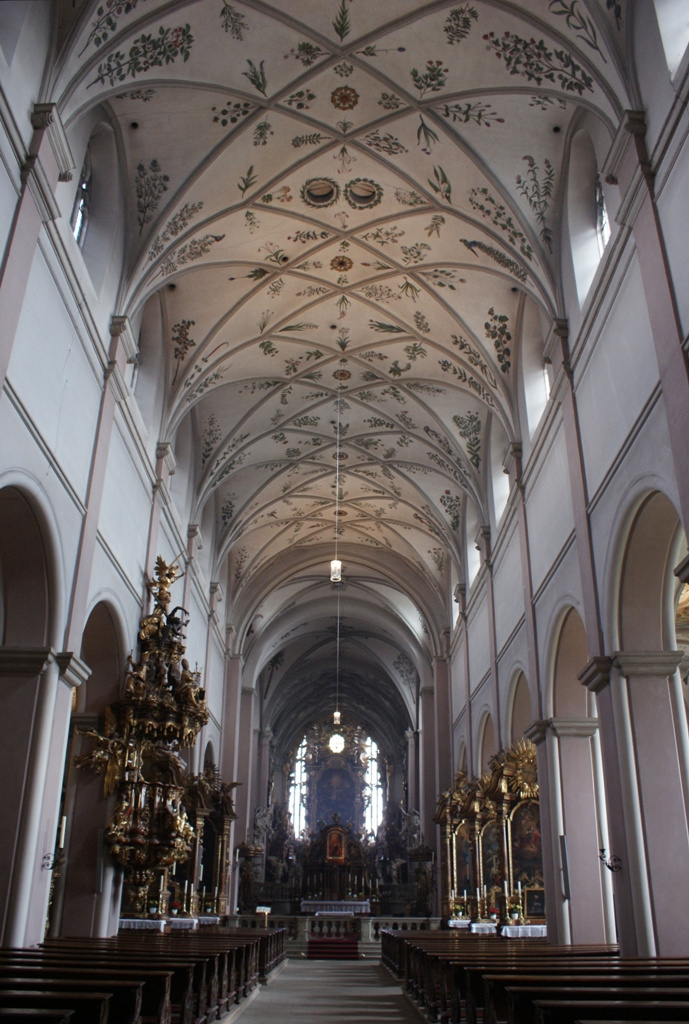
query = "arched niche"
(552, 608, 590, 720)
(134, 291, 167, 449)
(618, 491, 683, 650)
(520, 299, 550, 439)
(510, 672, 532, 744)
(478, 712, 496, 775)
(169, 410, 195, 526)
(65, 114, 125, 299)
(565, 120, 616, 309)
(78, 601, 124, 712)
(0, 485, 51, 646)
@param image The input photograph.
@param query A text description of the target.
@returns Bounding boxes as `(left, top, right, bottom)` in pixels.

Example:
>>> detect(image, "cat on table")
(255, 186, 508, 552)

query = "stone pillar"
(419, 683, 437, 848)
(0, 104, 74, 393)
(405, 728, 418, 811)
(257, 727, 273, 811)
(433, 653, 452, 795)
(1, 649, 85, 947)
(525, 720, 559, 943)
(581, 651, 688, 955)
(544, 718, 609, 944)
(220, 652, 243, 912)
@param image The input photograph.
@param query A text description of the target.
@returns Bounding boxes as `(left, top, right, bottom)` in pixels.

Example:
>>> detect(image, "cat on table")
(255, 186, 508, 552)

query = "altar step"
(307, 936, 359, 960)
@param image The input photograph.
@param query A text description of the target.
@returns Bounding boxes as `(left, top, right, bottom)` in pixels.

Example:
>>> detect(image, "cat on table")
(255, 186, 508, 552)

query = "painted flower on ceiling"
(333, 369, 352, 380)
(330, 255, 353, 272)
(331, 86, 359, 110)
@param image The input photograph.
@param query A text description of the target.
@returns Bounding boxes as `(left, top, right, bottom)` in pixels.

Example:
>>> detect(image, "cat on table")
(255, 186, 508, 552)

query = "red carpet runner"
(307, 936, 359, 960)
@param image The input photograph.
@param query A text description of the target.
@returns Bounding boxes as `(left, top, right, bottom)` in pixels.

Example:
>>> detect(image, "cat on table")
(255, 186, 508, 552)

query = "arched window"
(595, 171, 610, 256)
(364, 737, 383, 835)
(288, 736, 307, 837)
(653, 0, 689, 76)
(70, 150, 92, 246)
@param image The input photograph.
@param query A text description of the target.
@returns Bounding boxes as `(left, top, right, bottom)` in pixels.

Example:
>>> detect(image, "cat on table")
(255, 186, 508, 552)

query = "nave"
(237, 960, 422, 1024)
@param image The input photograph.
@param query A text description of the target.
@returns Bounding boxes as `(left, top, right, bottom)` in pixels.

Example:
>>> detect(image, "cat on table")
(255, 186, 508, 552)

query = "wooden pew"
(0, 1010, 75, 1022)
(0, 990, 111, 1024)
(0, 974, 142, 1024)
(535, 999, 689, 1024)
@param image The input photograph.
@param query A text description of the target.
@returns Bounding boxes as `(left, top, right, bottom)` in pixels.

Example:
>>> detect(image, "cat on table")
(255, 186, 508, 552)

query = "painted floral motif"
(416, 116, 440, 155)
(428, 165, 452, 204)
(483, 30, 594, 95)
(548, 0, 606, 61)
(334, 61, 354, 77)
(440, 491, 463, 530)
(453, 412, 481, 467)
(331, 86, 359, 110)
(401, 242, 431, 266)
(135, 159, 169, 233)
(420, 268, 463, 290)
(516, 155, 555, 250)
(444, 5, 479, 45)
(330, 256, 353, 271)
(286, 90, 316, 109)
(451, 333, 498, 388)
(344, 178, 383, 208)
(245, 210, 260, 233)
(221, 497, 235, 527)
(221, 3, 248, 39)
(441, 101, 505, 126)
(362, 284, 401, 304)
(88, 24, 193, 87)
(171, 318, 196, 384)
(378, 92, 403, 110)
(286, 41, 327, 66)
(292, 133, 332, 147)
(425, 215, 445, 238)
(211, 99, 254, 126)
(605, 0, 623, 30)
(201, 413, 221, 467)
(159, 233, 225, 276)
(80, 0, 146, 56)
(364, 131, 408, 155)
(253, 120, 273, 146)
(484, 307, 512, 373)
(460, 238, 528, 281)
(410, 59, 449, 97)
(237, 165, 258, 197)
(361, 225, 404, 245)
(469, 186, 534, 261)
(116, 88, 155, 101)
(414, 312, 431, 334)
(242, 59, 267, 96)
(332, 0, 351, 41)
(148, 200, 203, 260)
(261, 187, 292, 204)
(437, 358, 495, 406)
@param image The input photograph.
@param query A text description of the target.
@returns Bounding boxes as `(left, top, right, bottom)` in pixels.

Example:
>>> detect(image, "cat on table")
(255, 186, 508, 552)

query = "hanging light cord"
(335, 585, 340, 717)
(334, 391, 340, 561)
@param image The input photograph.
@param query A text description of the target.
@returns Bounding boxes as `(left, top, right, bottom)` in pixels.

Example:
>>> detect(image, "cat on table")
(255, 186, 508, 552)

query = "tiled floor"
(236, 960, 425, 1024)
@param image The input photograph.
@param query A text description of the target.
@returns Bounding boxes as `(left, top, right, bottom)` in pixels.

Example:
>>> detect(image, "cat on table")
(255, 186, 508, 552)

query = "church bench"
(505, 983, 689, 1024)
(0, 974, 143, 1024)
(482, 965, 689, 1024)
(534, 999, 689, 1024)
(0, 990, 111, 1024)
(0, 1011, 75, 1022)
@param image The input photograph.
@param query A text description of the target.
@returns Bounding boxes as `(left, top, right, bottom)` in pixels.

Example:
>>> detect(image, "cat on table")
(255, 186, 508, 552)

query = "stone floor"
(235, 960, 425, 1024)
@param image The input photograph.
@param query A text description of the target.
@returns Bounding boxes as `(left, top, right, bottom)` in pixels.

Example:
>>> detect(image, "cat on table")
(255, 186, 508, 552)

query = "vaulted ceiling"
(53, 0, 630, 753)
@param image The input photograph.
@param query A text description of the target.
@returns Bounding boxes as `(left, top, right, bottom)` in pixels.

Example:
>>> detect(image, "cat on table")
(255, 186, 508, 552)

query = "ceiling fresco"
(54, 0, 630, 751)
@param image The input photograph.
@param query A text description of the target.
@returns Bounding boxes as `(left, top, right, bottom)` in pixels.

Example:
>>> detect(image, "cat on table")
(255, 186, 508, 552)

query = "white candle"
(172, 861, 177, 876)
(463, 889, 467, 901)
(159, 874, 164, 892)
(184, 880, 188, 894)
(504, 880, 509, 895)
(451, 889, 455, 900)
(517, 880, 522, 895)
(58, 816, 66, 850)
(483, 884, 487, 897)
(476, 887, 480, 900)
(215, 886, 218, 898)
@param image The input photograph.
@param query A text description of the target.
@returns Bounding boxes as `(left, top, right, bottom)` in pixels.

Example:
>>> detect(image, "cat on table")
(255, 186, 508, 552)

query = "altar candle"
(483, 884, 486, 898)
(517, 880, 522, 895)
(184, 880, 188, 895)
(172, 861, 177, 876)
(215, 886, 218, 898)
(476, 887, 480, 900)
(463, 889, 467, 902)
(159, 874, 164, 892)
(451, 889, 455, 900)
(58, 816, 66, 850)
(504, 881, 509, 896)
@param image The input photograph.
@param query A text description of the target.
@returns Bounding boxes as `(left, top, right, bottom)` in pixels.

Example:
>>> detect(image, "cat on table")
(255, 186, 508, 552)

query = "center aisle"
(237, 959, 424, 1024)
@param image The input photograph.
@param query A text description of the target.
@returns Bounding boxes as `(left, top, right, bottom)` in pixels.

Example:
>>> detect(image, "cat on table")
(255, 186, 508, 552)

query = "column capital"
(549, 717, 599, 739)
(612, 650, 684, 677)
(0, 646, 55, 676)
(524, 719, 549, 745)
(578, 655, 613, 692)
(674, 552, 689, 586)
(56, 652, 91, 689)
(31, 103, 75, 182)
(110, 315, 139, 364)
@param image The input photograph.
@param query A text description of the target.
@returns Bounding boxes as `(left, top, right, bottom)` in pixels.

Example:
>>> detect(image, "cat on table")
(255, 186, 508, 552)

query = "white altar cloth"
(447, 919, 471, 929)
(300, 899, 370, 914)
(501, 924, 547, 938)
